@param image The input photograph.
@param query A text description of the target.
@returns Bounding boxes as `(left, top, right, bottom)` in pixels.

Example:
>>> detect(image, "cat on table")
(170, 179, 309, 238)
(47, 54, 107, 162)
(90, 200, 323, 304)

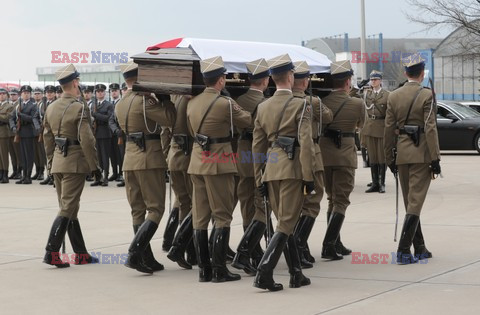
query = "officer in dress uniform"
(55, 85, 63, 99)
(9, 85, 40, 184)
(384, 53, 440, 264)
(231, 58, 271, 275)
(115, 61, 176, 274)
(252, 54, 315, 292)
(32, 87, 47, 181)
(40, 85, 57, 185)
(363, 70, 390, 193)
(0, 88, 14, 183)
(319, 60, 365, 261)
(7, 88, 22, 180)
(90, 83, 113, 187)
(291, 61, 333, 268)
(42, 64, 101, 268)
(187, 56, 251, 283)
(108, 83, 122, 182)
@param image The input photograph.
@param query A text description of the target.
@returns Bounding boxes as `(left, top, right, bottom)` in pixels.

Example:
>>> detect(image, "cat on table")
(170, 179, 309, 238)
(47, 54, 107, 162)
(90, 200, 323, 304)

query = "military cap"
(200, 56, 227, 78)
(56, 86, 63, 93)
(94, 84, 107, 91)
(267, 54, 294, 75)
(119, 61, 138, 79)
(44, 85, 56, 93)
(20, 85, 32, 93)
(55, 64, 80, 85)
(0, 88, 7, 94)
(402, 52, 425, 73)
(33, 87, 43, 94)
(121, 82, 127, 91)
(293, 61, 310, 79)
(85, 85, 94, 93)
(369, 70, 383, 80)
(246, 58, 270, 80)
(9, 88, 19, 95)
(330, 60, 354, 79)
(109, 83, 120, 90)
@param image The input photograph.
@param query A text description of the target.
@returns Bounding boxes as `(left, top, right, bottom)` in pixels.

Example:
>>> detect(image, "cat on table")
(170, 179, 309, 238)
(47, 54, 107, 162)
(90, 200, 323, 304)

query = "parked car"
(459, 101, 480, 114)
(436, 101, 480, 153)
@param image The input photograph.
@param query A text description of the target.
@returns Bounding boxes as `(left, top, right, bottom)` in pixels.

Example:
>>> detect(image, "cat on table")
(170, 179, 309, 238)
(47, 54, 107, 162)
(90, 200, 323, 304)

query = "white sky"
(0, 0, 451, 81)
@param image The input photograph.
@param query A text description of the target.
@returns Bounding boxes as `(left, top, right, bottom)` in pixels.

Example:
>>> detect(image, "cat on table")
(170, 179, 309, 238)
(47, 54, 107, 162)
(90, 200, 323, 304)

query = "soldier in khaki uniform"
(116, 61, 176, 274)
(0, 88, 14, 183)
(384, 53, 440, 264)
(320, 60, 365, 261)
(43, 64, 101, 268)
(363, 70, 389, 193)
(187, 56, 251, 283)
(40, 85, 57, 185)
(253, 54, 315, 292)
(291, 61, 333, 268)
(7, 89, 22, 180)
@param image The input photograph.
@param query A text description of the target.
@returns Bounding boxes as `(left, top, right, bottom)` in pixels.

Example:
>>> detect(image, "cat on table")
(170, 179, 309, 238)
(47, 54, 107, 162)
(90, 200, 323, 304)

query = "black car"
(436, 101, 480, 153)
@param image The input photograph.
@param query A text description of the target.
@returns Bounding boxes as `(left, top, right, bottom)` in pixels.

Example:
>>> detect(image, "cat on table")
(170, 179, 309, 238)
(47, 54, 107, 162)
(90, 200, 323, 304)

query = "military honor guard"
(252, 54, 314, 291)
(115, 61, 176, 274)
(291, 61, 333, 268)
(55, 85, 63, 98)
(7, 88, 22, 180)
(0, 88, 14, 183)
(32, 87, 47, 181)
(42, 64, 101, 268)
(186, 56, 251, 283)
(40, 85, 58, 185)
(384, 53, 440, 264)
(9, 85, 40, 184)
(319, 60, 365, 260)
(90, 83, 113, 187)
(108, 83, 123, 182)
(363, 70, 390, 193)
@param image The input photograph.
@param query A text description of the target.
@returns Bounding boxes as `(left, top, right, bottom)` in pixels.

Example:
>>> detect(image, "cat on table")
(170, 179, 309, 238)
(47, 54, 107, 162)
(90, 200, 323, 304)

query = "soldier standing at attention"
(7, 88, 22, 180)
(115, 61, 176, 274)
(0, 88, 14, 183)
(291, 61, 333, 268)
(40, 85, 58, 186)
(384, 53, 440, 264)
(55, 86, 63, 99)
(252, 54, 315, 292)
(90, 84, 113, 187)
(32, 87, 47, 181)
(43, 64, 101, 268)
(187, 56, 251, 283)
(108, 83, 122, 182)
(320, 60, 365, 261)
(363, 70, 389, 193)
(9, 85, 40, 184)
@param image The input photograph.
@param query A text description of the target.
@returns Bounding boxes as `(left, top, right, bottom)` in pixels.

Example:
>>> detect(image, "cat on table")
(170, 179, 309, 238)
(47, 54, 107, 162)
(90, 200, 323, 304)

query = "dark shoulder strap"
(274, 96, 294, 137)
(56, 100, 77, 137)
(404, 88, 423, 125)
(196, 95, 221, 134)
(325, 97, 349, 129)
(251, 97, 265, 119)
(124, 94, 137, 135)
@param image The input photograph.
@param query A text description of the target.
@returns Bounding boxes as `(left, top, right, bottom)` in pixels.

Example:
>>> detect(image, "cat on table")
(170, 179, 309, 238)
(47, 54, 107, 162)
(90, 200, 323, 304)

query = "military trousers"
(124, 168, 166, 225)
(0, 137, 9, 170)
(267, 179, 304, 235)
(398, 163, 432, 216)
(324, 166, 355, 216)
(34, 138, 47, 168)
(8, 137, 21, 167)
(53, 173, 86, 219)
(191, 174, 235, 230)
(237, 175, 264, 227)
(20, 137, 35, 174)
(170, 170, 193, 221)
(301, 170, 325, 218)
(96, 138, 111, 174)
(365, 135, 385, 164)
(110, 135, 120, 175)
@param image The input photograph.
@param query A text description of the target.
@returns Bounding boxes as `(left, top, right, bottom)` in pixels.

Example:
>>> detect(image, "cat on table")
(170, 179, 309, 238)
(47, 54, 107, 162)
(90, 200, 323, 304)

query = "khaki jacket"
(253, 89, 315, 186)
(0, 101, 14, 138)
(167, 95, 192, 172)
(187, 88, 251, 175)
(115, 90, 176, 171)
(43, 93, 99, 174)
(361, 88, 389, 138)
(320, 90, 365, 168)
(384, 81, 440, 165)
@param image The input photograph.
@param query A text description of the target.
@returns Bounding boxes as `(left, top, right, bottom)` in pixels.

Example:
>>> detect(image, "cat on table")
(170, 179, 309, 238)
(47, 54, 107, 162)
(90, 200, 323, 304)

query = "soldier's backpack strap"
(196, 95, 221, 134)
(325, 97, 349, 129)
(273, 96, 294, 138)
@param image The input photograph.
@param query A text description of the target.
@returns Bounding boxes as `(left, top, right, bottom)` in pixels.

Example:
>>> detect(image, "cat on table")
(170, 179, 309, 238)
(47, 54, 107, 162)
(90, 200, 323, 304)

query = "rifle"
(38, 95, 47, 143)
(260, 169, 271, 246)
(92, 98, 98, 134)
(392, 147, 399, 242)
(14, 99, 21, 143)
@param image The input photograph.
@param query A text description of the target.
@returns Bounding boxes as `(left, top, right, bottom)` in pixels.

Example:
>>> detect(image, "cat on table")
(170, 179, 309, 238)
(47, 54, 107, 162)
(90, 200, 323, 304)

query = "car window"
(447, 103, 480, 118)
(437, 106, 455, 119)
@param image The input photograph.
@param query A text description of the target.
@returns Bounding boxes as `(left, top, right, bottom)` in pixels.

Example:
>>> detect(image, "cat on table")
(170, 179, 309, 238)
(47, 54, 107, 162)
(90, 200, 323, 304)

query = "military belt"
(195, 136, 232, 145)
(239, 130, 253, 141)
(368, 114, 385, 120)
(127, 133, 161, 142)
(321, 132, 355, 138)
(399, 127, 424, 135)
(0, 122, 7, 126)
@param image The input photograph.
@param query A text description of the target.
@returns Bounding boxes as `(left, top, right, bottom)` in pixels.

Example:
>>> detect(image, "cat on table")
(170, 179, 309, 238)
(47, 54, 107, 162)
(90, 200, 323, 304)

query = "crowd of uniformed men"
(0, 51, 441, 292)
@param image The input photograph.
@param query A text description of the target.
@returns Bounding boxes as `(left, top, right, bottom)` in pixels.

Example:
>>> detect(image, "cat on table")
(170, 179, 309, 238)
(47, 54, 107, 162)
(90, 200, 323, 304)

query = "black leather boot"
(378, 164, 386, 193)
(253, 232, 288, 292)
(326, 212, 351, 256)
(9, 166, 18, 179)
(186, 239, 197, 265)
(32, 166, 39, 180)
(361, 147, 369, 168)
(232, 220, 266, 276)
(1, 170, 8, 183)
(413, 220, 432, 260)
(211, 227, 241, 282)
(322, 212, 345, 260)
(108, 172, 118, 181)
(294, 216, 315, 269)
(116, 173, 124, 182)
(284, 235, 311, 288)
(304, 243, 315, 263)
(43, 216, 70, 268)
(194, 229, 212, 282)
(396, 214, 420, 265)
(162, 207, 179, 251)
(23, 169, 32, 184)
(40, 174, 51, 185)
(167, 213, 193, 269)
(132, 224, 164, 272)
(67, 219, 99, 264)
(365, 164, 380, 193)
(125, 220, 158, 274)
(13, 166, 23, 180)
(37, 167, 45, 181)
(0, 170, 3, 181)
(101, 171, 109, 186)
(15, 168, 25, 184)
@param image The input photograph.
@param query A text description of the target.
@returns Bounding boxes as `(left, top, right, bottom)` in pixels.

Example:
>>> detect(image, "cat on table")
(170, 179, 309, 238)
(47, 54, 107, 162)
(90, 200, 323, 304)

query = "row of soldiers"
(39, 51, 441, 292)
(0, 83, 128, 186)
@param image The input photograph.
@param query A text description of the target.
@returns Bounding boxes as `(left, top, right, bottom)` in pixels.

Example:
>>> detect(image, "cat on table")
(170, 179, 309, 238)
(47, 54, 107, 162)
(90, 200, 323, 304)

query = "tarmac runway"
(1, 152, 479, 314)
